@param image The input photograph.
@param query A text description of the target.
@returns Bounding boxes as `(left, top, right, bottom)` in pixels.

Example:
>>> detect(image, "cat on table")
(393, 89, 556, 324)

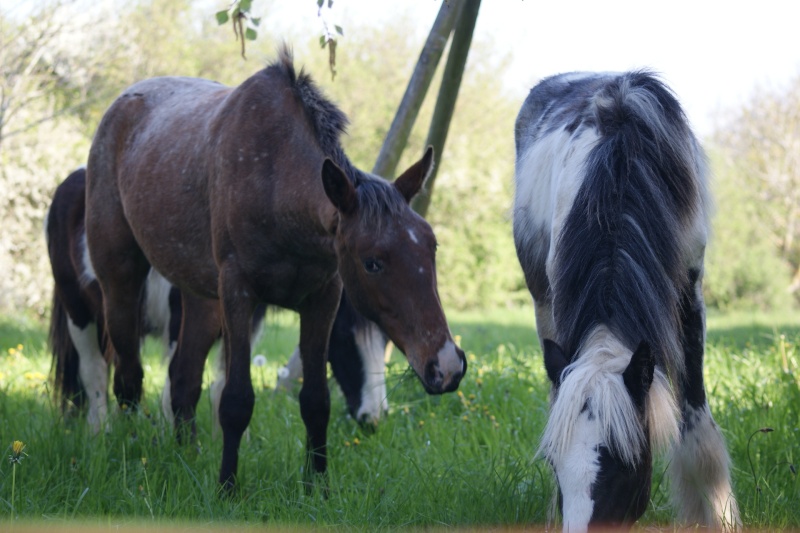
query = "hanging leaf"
(215, 10, 229, 25)
(319, 35, 327, 48)
(334, 25, 343, 36)
(245, 28, 257, 41)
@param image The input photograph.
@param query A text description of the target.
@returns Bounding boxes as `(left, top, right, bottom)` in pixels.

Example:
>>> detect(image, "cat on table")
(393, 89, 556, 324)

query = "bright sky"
(270, 0, 800, 138)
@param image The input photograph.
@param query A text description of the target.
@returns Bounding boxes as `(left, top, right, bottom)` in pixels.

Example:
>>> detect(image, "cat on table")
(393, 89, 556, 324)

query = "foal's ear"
(543, 339, 569, 386)
(622, 340, 655, 410)
(322, 158, 358, 216)
(394, 146, 434, 203)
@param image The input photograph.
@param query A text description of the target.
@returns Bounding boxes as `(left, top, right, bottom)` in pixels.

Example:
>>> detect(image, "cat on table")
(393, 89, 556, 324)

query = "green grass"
(0, 307, 798, 530)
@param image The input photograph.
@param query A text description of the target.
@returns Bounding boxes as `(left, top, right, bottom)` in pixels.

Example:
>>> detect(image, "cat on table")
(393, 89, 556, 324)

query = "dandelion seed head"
(253, 354, 267, 367)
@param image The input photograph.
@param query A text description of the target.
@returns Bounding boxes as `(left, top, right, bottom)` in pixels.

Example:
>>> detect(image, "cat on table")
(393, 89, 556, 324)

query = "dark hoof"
(218, 477, 237, 498)
(301, 472, 330, 499)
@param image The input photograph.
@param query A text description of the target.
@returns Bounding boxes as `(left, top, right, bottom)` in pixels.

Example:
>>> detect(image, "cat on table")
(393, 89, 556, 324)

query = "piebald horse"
(513, 71, 739, 530)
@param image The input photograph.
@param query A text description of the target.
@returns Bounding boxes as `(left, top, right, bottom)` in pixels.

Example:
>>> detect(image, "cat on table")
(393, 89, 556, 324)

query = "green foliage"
(710, 75, 800, 309)
(1, 309, 799, 527)
(4, 0, 792, 322)
(704, 150, 795, 311)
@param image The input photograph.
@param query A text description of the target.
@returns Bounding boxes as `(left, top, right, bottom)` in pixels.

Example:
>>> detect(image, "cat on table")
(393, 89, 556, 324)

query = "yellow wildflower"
(9, 440, 27, 464)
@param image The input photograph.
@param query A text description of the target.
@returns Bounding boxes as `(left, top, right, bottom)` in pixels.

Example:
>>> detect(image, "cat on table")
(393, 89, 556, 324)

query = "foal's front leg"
(670, 269, 740, 529)
(216, 262, 257, 490)
(297, 279, 341, 485)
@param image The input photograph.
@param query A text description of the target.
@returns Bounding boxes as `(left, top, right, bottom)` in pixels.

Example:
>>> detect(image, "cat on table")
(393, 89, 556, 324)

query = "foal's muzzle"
(423, 343, 466, 394)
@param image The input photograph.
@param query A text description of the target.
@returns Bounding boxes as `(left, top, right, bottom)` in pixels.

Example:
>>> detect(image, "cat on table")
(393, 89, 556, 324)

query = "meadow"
(0, 307, 798, 530)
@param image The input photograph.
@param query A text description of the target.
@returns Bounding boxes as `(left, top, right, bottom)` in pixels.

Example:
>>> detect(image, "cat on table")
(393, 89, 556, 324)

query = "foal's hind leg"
(670, 269, 740, 529)
(167, 292, 220, 441)
(85, 206, 149, 409)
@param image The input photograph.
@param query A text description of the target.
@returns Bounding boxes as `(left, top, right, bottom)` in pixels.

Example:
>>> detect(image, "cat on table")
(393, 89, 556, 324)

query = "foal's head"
(540, 328, 677, 531)
(321, 147, 465, 394)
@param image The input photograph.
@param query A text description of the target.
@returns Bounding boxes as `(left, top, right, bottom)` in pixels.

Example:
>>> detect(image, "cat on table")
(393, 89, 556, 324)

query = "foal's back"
(87, 62, 335, 301)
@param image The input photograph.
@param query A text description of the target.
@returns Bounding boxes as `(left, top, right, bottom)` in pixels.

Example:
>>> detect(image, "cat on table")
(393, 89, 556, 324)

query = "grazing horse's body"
(47, 169, 392, 433)
(85, 47, 464, 487)
(513, 71, 739, 530)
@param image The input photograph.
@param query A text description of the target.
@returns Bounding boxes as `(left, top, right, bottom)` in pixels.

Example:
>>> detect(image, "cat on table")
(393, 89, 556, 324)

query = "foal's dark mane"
(551, 71, 705, 379)
(270, 46, 408, 223)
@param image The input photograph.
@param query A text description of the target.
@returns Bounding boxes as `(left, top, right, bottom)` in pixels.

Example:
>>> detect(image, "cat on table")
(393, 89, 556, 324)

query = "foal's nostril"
(424, 360, 444, 390)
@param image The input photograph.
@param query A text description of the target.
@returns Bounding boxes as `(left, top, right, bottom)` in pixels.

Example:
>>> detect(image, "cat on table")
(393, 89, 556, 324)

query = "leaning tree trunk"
(371, 1, 463, 178)
(410, 0, 481, 217)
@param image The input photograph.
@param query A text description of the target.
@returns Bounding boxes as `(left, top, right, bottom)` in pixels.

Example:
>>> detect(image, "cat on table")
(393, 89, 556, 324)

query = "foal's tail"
(49, 288, 85, 413)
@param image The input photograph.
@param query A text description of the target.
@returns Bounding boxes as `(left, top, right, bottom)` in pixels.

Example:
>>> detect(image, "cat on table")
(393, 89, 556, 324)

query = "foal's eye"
(364, 258, 384, 274)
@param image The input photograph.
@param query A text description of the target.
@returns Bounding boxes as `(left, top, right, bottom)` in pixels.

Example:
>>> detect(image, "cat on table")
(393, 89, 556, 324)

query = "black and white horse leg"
(670, 268, 740, 529)
(297, 279, 339, 483)
(216, 262, 257, 489)
(67, 316, 108, 433)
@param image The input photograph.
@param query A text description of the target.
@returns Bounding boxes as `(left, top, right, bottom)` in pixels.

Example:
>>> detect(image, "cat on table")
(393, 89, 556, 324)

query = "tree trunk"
(371, 1, 462, 178)
(411, 0, 481, 217)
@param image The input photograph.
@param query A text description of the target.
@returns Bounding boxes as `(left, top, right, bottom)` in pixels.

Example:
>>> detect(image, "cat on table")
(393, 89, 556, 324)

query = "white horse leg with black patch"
(669, 403, 740, 530)
(354, 321, 388, 423)
(67, 319, 108, 434)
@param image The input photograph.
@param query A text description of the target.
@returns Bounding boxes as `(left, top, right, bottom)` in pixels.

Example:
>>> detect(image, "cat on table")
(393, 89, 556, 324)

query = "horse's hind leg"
(66, 319, 108, 433)
(167, 292, 220, 441)
(670, 268, 740, 530)
(85, 204, 149, 409)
